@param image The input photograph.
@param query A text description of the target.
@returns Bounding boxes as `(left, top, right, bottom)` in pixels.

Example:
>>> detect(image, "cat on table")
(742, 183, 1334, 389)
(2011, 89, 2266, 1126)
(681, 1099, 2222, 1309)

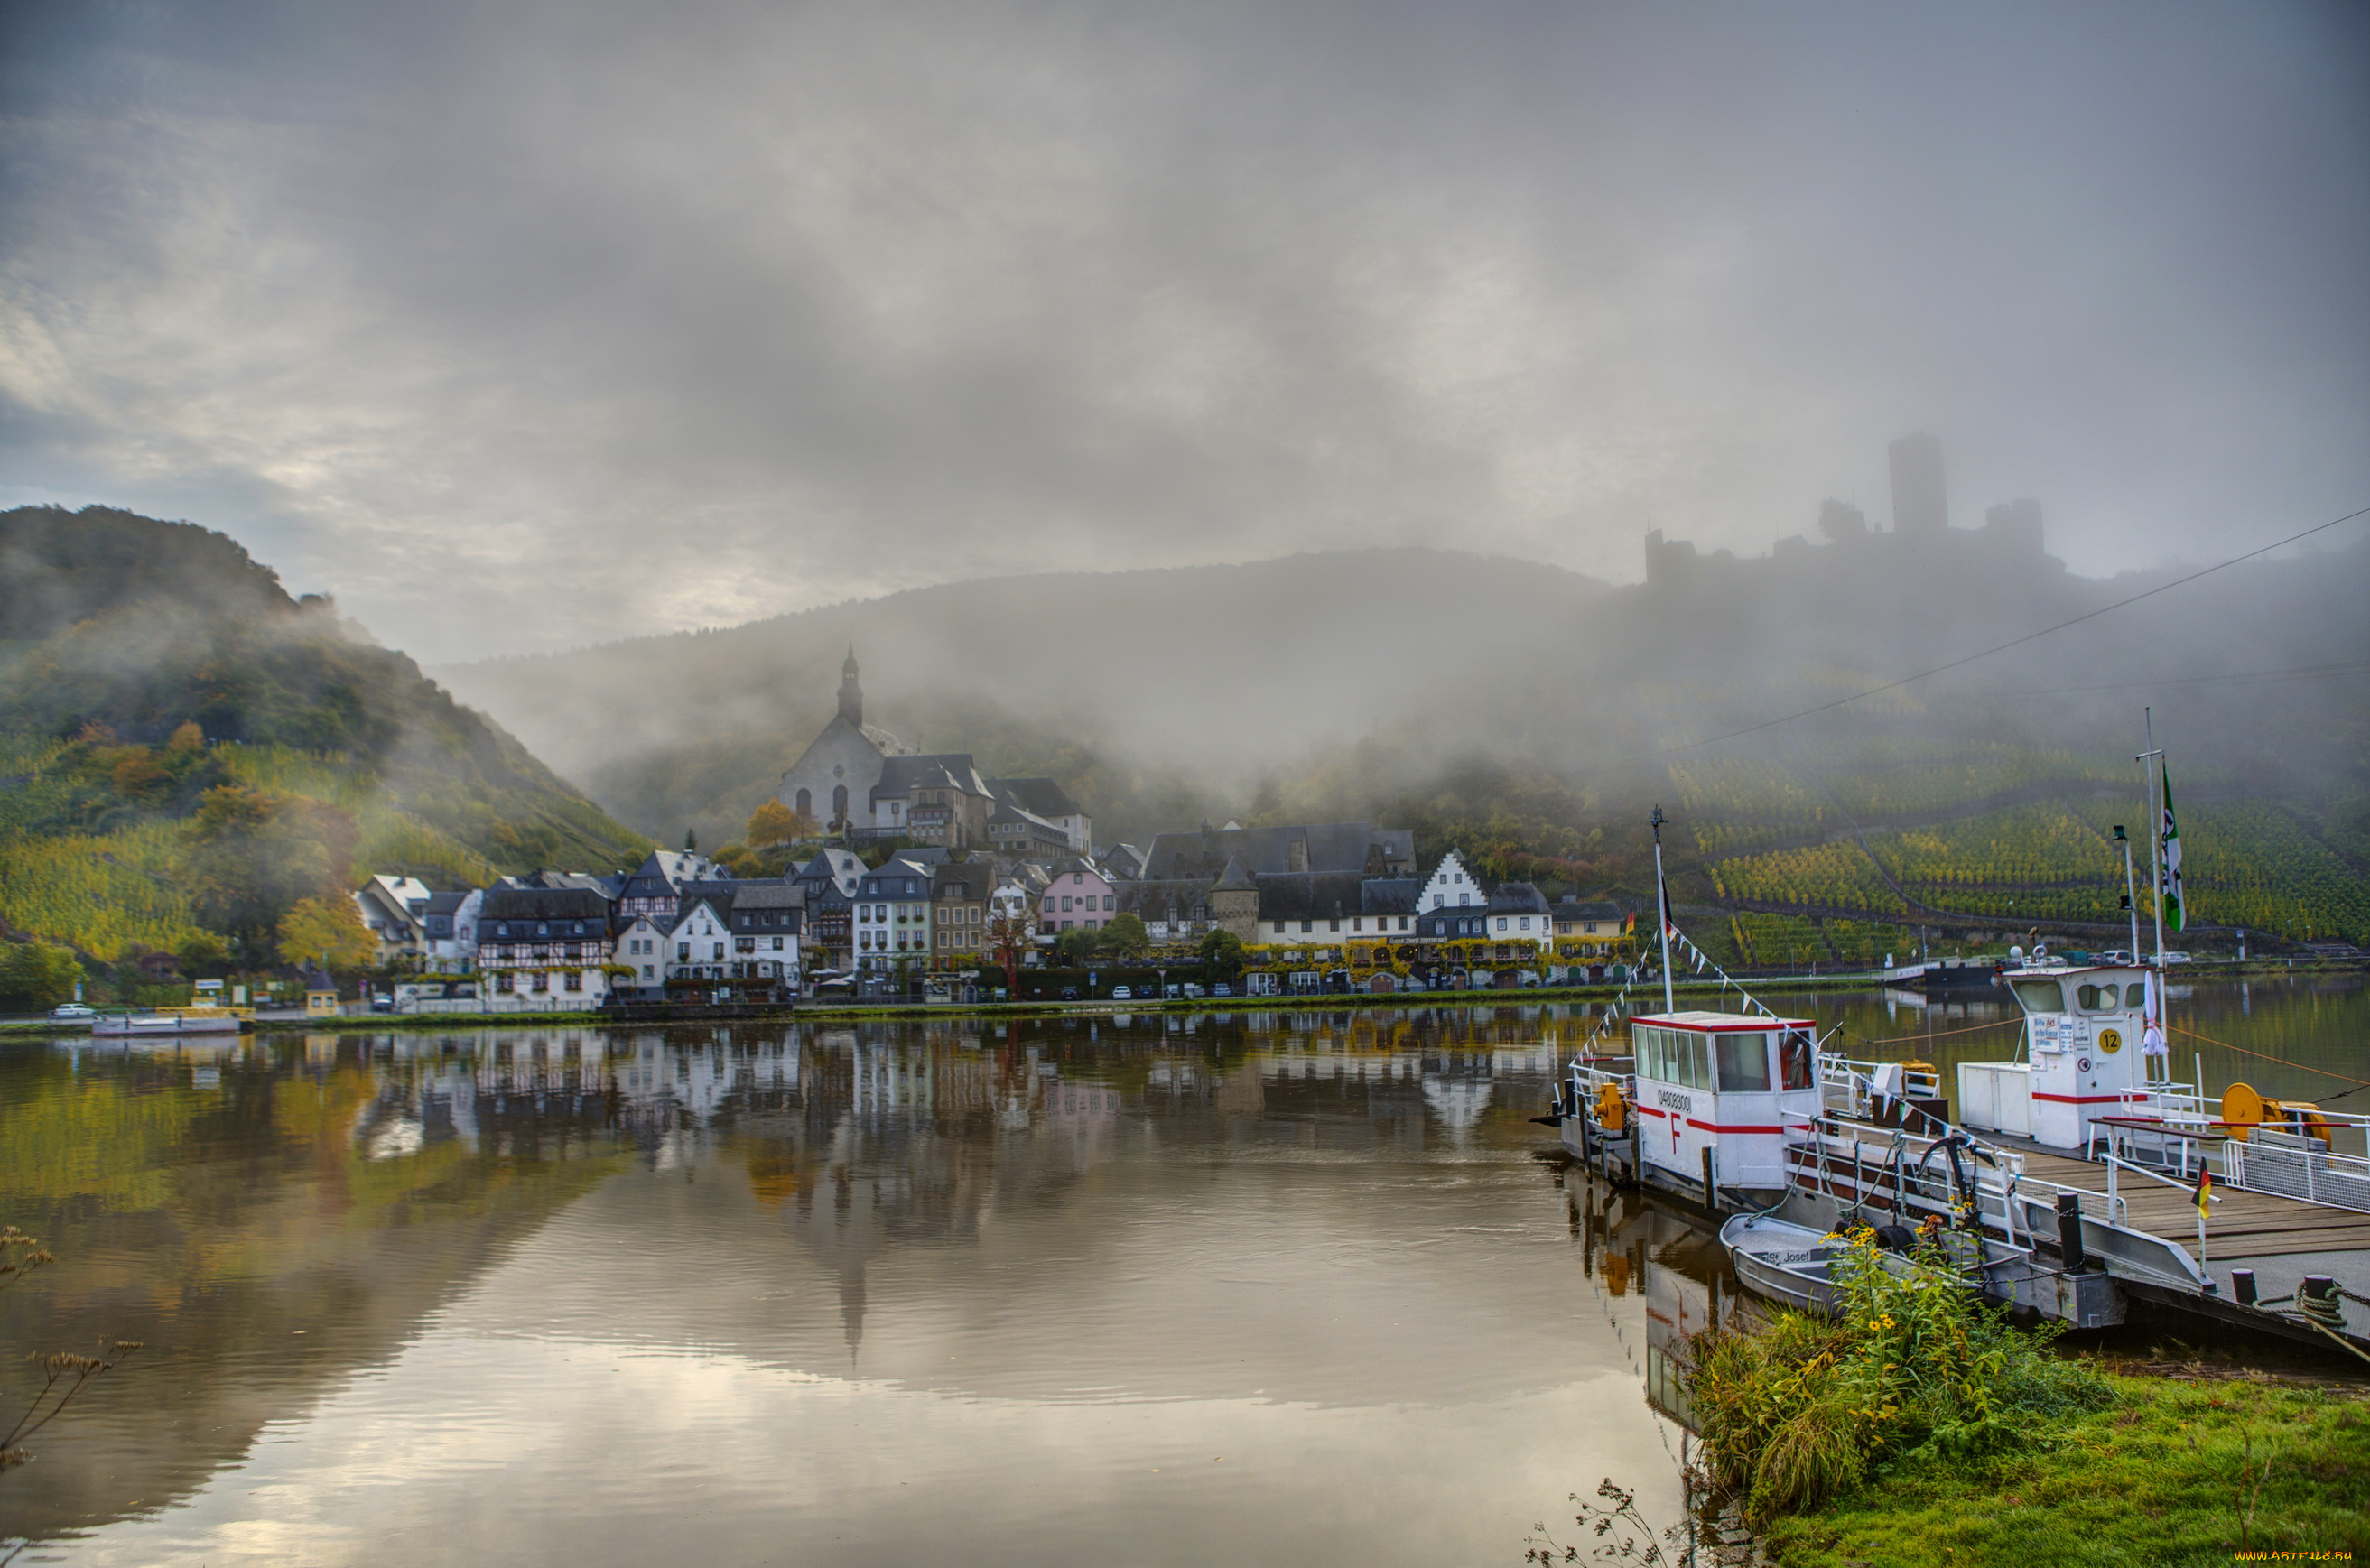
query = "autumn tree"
(1100, 912, 1149, 959)
(181, 785, 360, 942)
(0, 942, 83, 1012)
(276, 895, 376, 974)
(987, 911, 1033, 994)
(1196, 926, 1246, 979)
(746, 798, 816, 849)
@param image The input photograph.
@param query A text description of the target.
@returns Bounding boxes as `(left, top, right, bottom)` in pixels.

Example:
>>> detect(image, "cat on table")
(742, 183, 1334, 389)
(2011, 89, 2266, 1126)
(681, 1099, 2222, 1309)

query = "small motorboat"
(1720, 1213, 1856, 1315)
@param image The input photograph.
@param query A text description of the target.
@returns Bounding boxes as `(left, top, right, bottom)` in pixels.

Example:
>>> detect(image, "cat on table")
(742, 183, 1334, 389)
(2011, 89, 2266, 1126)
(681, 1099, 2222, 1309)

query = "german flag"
(2193, 1165, 2213, 1220)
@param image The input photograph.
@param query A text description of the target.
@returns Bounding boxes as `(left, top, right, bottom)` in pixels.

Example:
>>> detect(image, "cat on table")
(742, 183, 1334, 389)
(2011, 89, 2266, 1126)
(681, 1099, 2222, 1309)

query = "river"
(0, 974, 2361, 1564)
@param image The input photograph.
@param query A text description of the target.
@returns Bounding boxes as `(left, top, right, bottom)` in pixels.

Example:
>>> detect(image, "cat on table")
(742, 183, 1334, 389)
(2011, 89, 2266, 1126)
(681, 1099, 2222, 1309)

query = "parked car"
(50, 1003, 95, 1019)
(2162, 951, 2192, 964)
(1210, 982, 1231, 997)
(1110, 986, 1132, 1000)
(1059, 987, 1080, 1000)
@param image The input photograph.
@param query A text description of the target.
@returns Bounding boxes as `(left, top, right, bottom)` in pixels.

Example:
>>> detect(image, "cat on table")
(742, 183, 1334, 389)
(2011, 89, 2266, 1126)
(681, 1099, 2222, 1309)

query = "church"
(776, 652, 1092, 852)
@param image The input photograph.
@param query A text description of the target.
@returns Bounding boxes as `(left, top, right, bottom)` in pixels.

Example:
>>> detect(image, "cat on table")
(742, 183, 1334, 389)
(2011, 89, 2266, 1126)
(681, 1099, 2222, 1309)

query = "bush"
(1687, 1225, 2112, 1527)
(0, 941, 83, 1013)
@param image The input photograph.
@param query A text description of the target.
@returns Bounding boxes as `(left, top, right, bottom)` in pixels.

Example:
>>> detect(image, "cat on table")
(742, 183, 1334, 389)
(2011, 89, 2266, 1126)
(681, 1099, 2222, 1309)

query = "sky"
(4, 0, 2366, 662)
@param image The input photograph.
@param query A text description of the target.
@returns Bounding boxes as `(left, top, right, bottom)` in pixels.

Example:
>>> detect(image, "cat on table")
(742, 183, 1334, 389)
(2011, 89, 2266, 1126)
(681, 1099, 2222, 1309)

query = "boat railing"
(2096, 1113, 2370, 1215)
(1817, 1053, 1944, 1120)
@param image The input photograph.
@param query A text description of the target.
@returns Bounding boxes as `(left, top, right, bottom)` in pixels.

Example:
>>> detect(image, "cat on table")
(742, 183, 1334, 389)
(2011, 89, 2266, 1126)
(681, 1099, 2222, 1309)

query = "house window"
(1273, 922, 1286, 934)
(1102, 895, 1114, 911)
(643, 965, 654, 979)
(1497, 917, 1508, 931)
(1520, 917, 1531, 931)
(1398, 917, 1408, 931)
(1328, 919, 1340, 932)
(564, 970, 583, 992)
(712, 942, 725, 960)
(677, 942, 690, 960)
(1300, 920, 1314, 933)
(772, 937, 784, 951)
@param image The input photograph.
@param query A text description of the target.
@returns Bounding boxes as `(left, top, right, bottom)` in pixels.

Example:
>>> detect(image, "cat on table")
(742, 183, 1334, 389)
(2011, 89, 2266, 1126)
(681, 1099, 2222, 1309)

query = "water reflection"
(0, 979, 2353, 1563)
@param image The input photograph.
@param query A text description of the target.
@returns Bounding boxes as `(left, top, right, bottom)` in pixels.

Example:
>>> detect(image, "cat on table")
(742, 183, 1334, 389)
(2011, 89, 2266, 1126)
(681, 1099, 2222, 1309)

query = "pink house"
(1039, 861, 1117, 933)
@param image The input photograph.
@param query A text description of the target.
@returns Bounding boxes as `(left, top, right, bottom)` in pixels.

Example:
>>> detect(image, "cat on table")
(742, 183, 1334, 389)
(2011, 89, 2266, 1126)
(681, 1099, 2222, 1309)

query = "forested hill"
(438, 524, 2370, 951)
(0, 505, 650, 970)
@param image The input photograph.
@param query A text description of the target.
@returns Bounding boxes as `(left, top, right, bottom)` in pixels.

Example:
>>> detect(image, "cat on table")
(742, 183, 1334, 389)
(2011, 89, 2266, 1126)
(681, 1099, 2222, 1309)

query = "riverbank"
(3, 956, 2357, 1037)
(1757, 1366, 2370, 1566)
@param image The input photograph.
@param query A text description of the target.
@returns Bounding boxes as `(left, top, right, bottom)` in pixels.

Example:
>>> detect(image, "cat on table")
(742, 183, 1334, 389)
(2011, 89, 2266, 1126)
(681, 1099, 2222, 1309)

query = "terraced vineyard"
(1689, 751, 2370, 945)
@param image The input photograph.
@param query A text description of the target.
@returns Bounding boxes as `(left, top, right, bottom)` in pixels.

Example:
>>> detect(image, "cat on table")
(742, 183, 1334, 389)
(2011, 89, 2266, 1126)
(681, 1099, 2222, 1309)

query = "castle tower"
(838, 646, 863, 727)
(1888, 432, 1948, 533)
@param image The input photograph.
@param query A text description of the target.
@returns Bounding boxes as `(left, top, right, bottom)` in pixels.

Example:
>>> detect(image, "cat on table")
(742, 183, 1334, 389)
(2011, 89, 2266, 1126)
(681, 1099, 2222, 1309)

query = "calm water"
(0, 976, 2360, 1565)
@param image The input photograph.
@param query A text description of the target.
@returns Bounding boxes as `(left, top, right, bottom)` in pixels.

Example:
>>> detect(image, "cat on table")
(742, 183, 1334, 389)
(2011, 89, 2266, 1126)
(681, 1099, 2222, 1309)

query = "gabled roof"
(875, 753, 993, 801)
(1488, 882, 1550, 915)
(1360, 877, 1420, 916)
(422, 890, 473, 915)
(730, 882, 805, 910)
(1141, 821, 1389, 882)
(992, 776, 1083, 819)
(668, 893, 735, 933)
(479, 886, 613, 923)
(1101, 842, 1147, 879)
(933, 860, 996, 898)
(1251, 871, 1367, 923)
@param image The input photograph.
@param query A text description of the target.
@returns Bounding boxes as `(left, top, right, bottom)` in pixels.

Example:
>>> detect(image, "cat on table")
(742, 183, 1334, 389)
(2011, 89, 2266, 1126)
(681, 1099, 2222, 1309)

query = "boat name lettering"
(1657, 1090, 1693, 1113)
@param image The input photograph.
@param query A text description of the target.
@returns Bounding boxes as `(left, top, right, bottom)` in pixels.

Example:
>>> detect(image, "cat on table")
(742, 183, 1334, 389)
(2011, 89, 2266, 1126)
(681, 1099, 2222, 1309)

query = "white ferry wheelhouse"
(1626, 1010, 1823, 1199)
(1956, 960, 2158, 1154)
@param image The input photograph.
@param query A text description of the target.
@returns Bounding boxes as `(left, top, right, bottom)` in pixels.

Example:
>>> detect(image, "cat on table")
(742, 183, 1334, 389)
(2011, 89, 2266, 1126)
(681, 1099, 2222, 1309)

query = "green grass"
(1763, 1372, 2370, 1567)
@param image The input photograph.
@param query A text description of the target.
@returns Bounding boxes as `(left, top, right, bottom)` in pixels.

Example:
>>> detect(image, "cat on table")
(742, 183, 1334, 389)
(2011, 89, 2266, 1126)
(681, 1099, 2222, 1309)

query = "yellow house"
(304, 975, 342, 1016)
(1549, 900, 1633, 961)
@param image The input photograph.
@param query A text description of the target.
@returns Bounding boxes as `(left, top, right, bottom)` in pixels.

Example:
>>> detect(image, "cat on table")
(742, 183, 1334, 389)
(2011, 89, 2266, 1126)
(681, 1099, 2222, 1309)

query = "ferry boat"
(1551, 793, 2370, 1352)
(93, 1005, 253, 1036)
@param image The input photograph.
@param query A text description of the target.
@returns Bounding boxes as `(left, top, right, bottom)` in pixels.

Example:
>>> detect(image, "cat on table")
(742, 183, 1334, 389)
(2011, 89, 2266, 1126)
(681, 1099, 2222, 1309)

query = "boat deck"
(2012, 1147, 2370, 1258)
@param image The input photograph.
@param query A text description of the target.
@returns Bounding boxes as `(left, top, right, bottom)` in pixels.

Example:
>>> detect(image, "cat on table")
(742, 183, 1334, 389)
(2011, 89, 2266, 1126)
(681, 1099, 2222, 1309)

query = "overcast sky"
(4, 0, 2365, 661)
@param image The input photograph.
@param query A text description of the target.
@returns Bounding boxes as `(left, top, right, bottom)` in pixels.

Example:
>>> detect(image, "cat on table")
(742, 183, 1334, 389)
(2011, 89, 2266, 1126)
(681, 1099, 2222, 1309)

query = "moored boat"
(93, 1006, 251, 1036)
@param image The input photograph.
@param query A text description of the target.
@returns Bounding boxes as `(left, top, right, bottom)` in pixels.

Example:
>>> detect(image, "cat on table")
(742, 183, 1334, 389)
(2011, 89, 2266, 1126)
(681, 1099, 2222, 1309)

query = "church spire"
(838, 646, 863, 728)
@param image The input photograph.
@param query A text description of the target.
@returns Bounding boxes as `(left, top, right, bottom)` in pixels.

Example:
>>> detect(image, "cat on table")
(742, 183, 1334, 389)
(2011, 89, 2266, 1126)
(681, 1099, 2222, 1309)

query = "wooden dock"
(2015, 1147, 2370, 1258)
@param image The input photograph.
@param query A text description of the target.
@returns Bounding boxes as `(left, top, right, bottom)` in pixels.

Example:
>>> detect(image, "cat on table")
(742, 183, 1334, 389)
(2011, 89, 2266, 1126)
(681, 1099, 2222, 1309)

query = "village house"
(994, 777, 1092, 854)
(1417, 849, 1482, 911)
(1039, 859, 1116, 935)
(1549, 898, 1631, 960)
(476, 886, 618, 1013)
(930, 859, 994, 967)
(616, 850, 719, 924)
(612, 911, 671, 1000)
(727, 882, 804, 1002)
(418, 889, 482, 972)
(663, 892, 739, 1003)
(855, 858, 935, 971)
(355, 875, 433, 966)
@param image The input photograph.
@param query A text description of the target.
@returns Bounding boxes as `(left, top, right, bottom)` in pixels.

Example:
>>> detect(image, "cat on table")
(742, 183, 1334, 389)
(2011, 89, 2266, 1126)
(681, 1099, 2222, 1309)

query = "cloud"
(3, 0, 2365, 659)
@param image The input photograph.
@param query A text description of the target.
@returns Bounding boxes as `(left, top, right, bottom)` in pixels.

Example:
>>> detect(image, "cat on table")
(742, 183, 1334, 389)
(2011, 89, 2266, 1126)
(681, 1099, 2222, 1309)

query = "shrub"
(1687, 1225, 2111, 1526)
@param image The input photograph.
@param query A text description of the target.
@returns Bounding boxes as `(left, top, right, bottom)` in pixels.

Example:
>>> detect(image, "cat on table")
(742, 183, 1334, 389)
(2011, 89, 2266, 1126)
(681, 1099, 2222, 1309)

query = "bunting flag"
(2159, 765, 2186, 932)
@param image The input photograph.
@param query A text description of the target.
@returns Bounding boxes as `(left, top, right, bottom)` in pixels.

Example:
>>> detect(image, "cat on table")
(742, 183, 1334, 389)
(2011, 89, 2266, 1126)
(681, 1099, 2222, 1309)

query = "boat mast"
(1651, 805, 1676, 1013)
(2138, 708, 2167, 973)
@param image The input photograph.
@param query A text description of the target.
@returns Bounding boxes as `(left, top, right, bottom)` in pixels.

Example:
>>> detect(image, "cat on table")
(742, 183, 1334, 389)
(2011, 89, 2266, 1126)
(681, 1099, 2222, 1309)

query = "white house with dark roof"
(1418, 850, 1482, 912)
(855, 858, 935, 971)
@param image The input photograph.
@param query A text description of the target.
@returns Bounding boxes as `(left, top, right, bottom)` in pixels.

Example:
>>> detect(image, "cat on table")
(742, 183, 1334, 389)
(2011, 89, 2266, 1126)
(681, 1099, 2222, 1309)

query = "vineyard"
(1702, 793, 2370, 944)
(0, 823, 200, 961)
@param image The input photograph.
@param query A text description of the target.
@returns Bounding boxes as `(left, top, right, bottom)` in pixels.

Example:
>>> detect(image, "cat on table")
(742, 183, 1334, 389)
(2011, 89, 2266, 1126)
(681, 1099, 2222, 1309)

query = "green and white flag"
(2159, 764, 2186, 932)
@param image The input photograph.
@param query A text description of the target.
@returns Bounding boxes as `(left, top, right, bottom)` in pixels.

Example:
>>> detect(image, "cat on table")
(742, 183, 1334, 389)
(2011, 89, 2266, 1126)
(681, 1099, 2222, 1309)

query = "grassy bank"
(1761, 1370, 2370, 1566)
(1687, 1227, 2370, 1566)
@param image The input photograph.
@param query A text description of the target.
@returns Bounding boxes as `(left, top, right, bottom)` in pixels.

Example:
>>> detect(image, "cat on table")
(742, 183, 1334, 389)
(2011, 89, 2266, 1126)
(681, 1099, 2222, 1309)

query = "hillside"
(0, 506, 652, 968)
(437, 523, 2370, 949)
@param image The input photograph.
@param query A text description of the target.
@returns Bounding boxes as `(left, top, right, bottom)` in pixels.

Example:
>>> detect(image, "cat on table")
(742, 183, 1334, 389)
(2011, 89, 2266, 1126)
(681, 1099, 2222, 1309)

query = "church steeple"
(837, 645, 863, 728)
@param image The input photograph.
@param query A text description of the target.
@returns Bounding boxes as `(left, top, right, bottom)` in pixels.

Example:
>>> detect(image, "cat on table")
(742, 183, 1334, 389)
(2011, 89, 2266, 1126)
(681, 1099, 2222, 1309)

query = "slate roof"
(1551, 900, 1627, 924)
(992, 776, 1083, 819)
(422, 890, 473, 916)
(479, 886, 613, 935)
(933, 860, 996, 899)
(731, 882, 806, 911)
(1117, 880, 1216, 923)
(1213, 854, 1256, 893)
(876, 754, 994, 803)
(669, 893, 736, 934)
(1251, 871, 1368, 923)
(1359, 878, 1421, 916)
(1141, 822, 1391, 882)
(1488, 882, 1551, 916)
(1100, 842, 1146, 879)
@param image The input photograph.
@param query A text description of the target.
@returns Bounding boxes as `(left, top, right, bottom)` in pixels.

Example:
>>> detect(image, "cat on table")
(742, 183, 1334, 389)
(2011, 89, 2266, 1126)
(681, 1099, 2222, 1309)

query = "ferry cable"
(1654, 502, 2370, 758)
(1988, 658, 2370, 698)
(2170, 1023, 2370, 1092)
